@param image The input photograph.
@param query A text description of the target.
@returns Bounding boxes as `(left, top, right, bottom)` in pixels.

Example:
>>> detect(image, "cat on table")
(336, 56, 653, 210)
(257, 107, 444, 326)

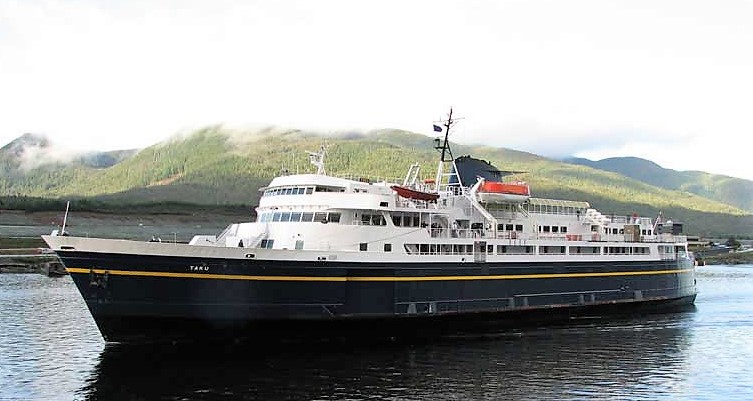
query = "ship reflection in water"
(80, 313, 695, 400)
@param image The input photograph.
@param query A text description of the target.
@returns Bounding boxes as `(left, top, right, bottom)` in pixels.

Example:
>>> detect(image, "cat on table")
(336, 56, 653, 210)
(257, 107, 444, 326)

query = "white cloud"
(1, 0, 752, 180)
(13, 138, 83, 171)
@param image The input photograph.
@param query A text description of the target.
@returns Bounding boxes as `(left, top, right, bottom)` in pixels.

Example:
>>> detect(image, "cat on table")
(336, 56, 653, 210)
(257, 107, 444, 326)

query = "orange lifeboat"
(391, 185, 440, 202)
(477, 181, 530, 203)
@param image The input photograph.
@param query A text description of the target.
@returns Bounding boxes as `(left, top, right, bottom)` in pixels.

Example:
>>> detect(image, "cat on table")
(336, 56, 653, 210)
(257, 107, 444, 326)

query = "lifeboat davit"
(391, 185, 440, 202)
(477, 181, 530, 203)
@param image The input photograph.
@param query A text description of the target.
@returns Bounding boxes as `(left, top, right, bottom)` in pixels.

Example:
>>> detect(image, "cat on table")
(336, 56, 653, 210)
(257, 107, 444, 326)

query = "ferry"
(43, 110, 697, 343)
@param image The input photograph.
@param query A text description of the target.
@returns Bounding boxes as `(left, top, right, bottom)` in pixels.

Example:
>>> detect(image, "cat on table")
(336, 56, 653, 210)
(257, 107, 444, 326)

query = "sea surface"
(2, 264, 753, 401)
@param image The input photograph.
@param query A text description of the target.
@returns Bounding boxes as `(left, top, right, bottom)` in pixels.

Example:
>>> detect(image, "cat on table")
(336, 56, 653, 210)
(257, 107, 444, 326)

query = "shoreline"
(697, 251, 753, 266)
(0, 209, 250, 243)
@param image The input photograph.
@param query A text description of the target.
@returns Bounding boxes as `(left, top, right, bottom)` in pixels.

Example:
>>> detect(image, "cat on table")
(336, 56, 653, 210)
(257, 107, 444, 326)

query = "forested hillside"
(1, 127, 751, 237)
(565, 156, 753, 213)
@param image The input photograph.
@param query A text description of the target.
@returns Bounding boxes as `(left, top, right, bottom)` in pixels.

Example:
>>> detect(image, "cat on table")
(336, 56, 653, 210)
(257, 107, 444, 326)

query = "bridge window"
(314, 212, 328, 223)
(261, 210, 341, 224)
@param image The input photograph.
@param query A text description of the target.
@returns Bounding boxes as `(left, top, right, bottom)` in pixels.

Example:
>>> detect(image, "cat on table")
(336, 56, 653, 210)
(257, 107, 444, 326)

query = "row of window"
(528, 204, 586, 215)
(403, 243, 652, 256)
(258, 211, 341, 223)
(262, 185, 346, 197)
(256, 209, 657, 241)
(262, 186, 314, 196)
(404, 243, 476, 255)
(602, 227, 654, 235)
(258, 210, 442, 228)
(391, 212, 423, 227)
(538, 225, 568, 233)
(498, 224, 525, 231)
(254, 216, 602, 239)
(258, 238, 657, 255)
(604, 246, 650, 254)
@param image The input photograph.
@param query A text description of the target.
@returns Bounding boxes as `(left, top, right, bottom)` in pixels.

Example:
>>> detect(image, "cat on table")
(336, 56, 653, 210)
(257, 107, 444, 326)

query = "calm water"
(2, 265, 753, 401)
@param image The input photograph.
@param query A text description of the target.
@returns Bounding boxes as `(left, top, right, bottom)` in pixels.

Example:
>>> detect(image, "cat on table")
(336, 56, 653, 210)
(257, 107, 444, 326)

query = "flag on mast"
(433, 124, 443, 132)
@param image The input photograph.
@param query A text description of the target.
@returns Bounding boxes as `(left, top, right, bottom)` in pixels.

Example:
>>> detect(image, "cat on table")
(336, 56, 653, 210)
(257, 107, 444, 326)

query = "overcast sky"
(1, 0, 752, 180)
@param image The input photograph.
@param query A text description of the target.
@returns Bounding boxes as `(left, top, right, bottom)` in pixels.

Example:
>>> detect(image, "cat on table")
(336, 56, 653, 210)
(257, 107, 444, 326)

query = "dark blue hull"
(58, 251, 697, 343)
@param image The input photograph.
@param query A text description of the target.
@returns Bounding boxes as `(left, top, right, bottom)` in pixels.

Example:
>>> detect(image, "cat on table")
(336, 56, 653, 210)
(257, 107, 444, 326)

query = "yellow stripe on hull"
(66, 267, 694, 283)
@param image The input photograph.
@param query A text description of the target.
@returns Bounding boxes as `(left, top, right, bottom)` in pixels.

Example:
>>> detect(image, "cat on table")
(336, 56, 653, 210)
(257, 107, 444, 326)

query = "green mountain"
(0, 133, 137, 189)
(564, 156, 753, 213)
(1, 127, 752, 237)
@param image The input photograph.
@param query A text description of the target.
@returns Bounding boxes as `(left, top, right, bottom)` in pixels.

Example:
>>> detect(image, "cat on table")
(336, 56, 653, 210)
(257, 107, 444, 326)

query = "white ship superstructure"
(203, 138, 688, 267)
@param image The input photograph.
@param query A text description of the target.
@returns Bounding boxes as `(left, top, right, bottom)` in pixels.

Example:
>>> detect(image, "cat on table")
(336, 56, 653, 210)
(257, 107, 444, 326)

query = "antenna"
(433, 108, 463, 162)
(433, 108, 465, 192)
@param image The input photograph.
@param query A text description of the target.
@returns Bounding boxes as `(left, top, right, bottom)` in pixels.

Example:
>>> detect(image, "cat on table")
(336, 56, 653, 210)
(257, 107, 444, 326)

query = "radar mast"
(433, 108, 464, 193)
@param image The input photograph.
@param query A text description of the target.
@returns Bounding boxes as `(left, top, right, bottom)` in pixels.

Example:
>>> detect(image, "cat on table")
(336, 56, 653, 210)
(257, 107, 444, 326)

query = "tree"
(725, 237, 741, 250)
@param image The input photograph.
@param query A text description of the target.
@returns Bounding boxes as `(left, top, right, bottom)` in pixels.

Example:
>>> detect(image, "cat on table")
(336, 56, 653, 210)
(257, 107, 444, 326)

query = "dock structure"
(0, 252, 66, 276)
